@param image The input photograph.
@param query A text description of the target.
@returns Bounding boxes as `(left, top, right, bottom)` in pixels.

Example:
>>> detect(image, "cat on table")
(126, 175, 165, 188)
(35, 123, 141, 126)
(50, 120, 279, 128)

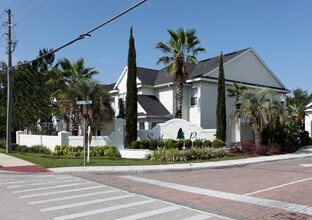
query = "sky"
(0, 0, 312, 94)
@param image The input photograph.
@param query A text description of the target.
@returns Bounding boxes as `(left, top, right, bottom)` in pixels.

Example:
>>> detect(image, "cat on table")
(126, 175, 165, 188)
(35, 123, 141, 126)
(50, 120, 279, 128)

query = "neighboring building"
(110, 48, 289, 143)
(305, 102, 312, 137)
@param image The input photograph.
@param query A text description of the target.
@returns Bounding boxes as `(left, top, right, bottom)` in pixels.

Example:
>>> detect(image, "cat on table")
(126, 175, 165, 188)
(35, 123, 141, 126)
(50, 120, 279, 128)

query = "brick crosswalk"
(0, 174, 228, 220)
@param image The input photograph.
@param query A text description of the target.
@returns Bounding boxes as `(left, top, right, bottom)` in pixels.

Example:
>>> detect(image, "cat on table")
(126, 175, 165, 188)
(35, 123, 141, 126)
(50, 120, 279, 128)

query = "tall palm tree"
(53, 58, 99, 135)
(232, 88, 283, 146)
(156, 27, 205, 118)
(58, 58, 99, 86)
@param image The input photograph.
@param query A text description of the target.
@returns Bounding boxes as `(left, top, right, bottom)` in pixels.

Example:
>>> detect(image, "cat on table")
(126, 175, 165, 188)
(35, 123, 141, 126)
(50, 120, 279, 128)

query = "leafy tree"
(125, 27, 138, 147)
(232, 89, 283, 146)
(287, 88, 312, 107)
(156, 27, 205, 118)
(216, 52, 226, 142)
(0, 61, 7, 138)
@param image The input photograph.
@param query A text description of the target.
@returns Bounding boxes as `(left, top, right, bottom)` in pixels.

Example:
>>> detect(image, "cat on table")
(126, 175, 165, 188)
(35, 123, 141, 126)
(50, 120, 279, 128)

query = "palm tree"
(58, 58, 99, 86)
(156, 27, 205, 118)
(227, 83, 247, 109)
(232, 88, 283, 146)
(53, 58, 100, 135)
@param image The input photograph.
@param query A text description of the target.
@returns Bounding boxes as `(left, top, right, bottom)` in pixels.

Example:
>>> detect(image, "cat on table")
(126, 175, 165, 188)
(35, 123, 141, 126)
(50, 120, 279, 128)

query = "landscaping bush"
(149, 147, 228, 162)
(14, 144, 28, 152)
(90, 146, 108, 157)
(203, 140, 212, 148)
(139, 140, 150, 149)
(130, 141, 140, 149)
(157, 140, 165, 149)
(27, 145, 51, 155)
(212, 139, 224, 148)
(52, 145, 67, 156)
(184, 139, 192, 149)
(103, 146, 120, 158)
(149, 140, 158, 150)
(63, 146, 83, 158)
(164, 139, 176, 149)
(149, 148, 187, 162)
(176, 140, 184, 150)
(193, 139, 203, 148)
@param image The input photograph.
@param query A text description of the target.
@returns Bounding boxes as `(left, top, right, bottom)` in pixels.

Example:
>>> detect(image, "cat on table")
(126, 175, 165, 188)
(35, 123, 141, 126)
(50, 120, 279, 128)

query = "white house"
(305, 102, 312, 137)
(110, 48, 289, 143)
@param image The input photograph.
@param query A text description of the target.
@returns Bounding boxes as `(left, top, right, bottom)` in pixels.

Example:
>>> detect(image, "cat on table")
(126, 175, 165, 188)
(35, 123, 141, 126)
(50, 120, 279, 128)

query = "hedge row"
(147, 147, 228, 162)
(130, 139, 224, 150)
(52, 145, 120, 158)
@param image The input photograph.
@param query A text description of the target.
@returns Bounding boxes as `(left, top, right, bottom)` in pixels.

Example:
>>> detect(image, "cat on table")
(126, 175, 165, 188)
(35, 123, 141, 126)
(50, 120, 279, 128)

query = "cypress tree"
(216, 52, 226, 142)
(125, 27, 138, 147)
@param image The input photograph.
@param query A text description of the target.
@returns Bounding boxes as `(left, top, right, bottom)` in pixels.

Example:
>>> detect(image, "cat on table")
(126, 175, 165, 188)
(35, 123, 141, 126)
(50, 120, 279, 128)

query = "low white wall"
(16, 118, 126, 150)
(119, 149, 153, 159)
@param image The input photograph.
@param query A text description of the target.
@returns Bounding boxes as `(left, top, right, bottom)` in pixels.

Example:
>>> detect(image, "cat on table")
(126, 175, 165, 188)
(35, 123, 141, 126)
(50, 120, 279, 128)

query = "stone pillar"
(16, 131, 24, 145)
(114, 118, 125, 148)
(58, 131, 70, 146)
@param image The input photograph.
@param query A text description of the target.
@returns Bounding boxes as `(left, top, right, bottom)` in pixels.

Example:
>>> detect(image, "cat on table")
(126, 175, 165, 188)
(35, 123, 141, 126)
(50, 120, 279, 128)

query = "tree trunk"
(175, 82, 183, 118)
(254, 131, 262, 146)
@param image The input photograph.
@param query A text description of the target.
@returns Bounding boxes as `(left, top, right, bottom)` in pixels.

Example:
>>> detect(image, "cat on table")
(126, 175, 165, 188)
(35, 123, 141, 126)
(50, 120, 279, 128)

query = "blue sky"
(1, 0, 312, 94)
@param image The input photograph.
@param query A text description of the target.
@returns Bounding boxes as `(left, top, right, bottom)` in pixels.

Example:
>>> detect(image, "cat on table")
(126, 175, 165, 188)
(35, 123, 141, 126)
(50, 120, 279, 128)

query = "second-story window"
(191, 88, 198, 106)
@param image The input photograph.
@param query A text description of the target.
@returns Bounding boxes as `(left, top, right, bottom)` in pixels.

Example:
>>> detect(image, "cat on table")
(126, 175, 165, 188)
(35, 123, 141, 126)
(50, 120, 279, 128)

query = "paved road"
(73, 157, 312, 220)
(0, 173, 227, 220)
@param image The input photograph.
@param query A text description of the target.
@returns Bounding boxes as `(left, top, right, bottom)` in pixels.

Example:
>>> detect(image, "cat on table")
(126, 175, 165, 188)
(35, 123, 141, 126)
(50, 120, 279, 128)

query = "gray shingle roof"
(137, 67, 158, 85)
(138, 48, 250, 86)
(189, 48, 249, 79)
(137, 95, 171, 116)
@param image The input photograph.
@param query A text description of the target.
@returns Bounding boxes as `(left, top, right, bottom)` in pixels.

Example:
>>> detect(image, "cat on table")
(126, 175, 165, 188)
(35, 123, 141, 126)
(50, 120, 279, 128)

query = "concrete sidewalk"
(0, 153, 51, 172)
(0, 146, 311, 173)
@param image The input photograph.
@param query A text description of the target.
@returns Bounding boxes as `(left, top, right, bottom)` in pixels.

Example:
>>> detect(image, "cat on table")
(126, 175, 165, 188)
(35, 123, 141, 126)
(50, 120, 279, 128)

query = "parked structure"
(110, 48, 289, 143)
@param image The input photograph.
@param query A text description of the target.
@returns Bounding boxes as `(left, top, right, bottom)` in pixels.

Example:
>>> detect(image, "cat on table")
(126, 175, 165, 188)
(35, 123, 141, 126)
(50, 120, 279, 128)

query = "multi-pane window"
(191, 88, 198, 106)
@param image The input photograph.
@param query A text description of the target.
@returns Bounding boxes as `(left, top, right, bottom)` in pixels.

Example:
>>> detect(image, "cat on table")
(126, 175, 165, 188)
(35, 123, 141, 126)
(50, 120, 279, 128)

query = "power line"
(14, 0, 147, 68)
(14, 0, 32, 16)
(7, 0, 17, 8)
(16, 0, 49, 25)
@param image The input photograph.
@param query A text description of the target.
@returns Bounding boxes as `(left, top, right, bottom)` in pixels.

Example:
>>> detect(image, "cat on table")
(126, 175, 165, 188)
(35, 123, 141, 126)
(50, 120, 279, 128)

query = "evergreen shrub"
(184, 139, 192, 149)
(212, 139, 224, 148)
(203, 140, 212, 147)
(130, 141, 140, 149)
(193, 139, 203, 148)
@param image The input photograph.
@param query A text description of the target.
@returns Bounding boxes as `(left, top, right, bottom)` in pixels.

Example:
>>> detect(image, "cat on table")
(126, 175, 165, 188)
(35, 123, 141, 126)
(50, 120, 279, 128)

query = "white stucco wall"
(157, 87, 174, 115)
(305, 109, 312, 137)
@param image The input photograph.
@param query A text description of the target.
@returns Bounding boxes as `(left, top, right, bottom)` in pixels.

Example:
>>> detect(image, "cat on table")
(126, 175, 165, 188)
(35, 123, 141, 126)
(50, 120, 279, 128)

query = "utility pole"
(6, 9, 12, 153)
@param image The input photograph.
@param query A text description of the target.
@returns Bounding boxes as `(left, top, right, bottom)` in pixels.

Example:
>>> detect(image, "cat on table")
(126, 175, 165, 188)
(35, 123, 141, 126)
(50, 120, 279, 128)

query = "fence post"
(16, 131, 24, 145)
(58, 131, 70, 146)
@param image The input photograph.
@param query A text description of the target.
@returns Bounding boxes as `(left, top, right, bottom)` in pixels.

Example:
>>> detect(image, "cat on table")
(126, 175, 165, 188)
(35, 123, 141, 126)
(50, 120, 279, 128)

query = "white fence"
(16, 119, 125, 151)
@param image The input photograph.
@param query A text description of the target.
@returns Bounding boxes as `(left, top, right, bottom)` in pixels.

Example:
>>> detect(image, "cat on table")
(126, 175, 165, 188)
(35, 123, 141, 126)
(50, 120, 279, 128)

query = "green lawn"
(0, 148, 244, 168)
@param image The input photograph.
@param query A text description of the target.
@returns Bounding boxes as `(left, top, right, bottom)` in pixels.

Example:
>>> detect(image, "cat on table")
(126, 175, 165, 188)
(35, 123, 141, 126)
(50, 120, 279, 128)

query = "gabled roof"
(112, 47, 288, 92)
(189, 48, 249, 79)
(137, 67, 158, 85)
(137, 95, 171, 117)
